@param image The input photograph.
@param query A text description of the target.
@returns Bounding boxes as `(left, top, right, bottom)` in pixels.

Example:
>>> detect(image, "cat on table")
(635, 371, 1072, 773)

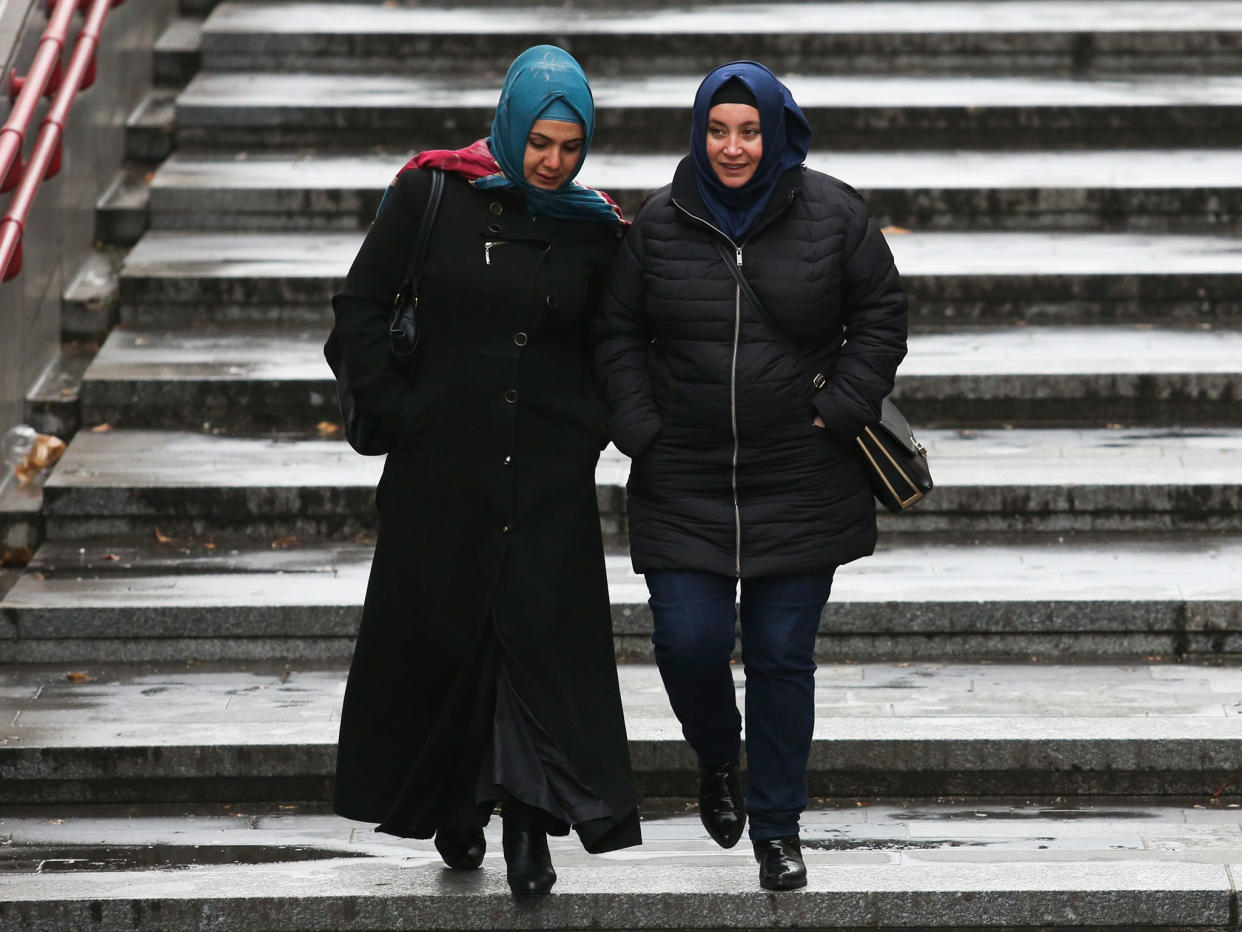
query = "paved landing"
(0, 801, 1235, 929)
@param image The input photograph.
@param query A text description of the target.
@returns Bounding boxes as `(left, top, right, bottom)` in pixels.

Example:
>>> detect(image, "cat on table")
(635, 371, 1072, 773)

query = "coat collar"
(670, 156, 804, 245)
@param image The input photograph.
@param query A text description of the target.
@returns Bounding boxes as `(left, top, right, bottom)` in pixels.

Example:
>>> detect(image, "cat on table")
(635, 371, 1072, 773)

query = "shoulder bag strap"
(710, 240, 828, 390)
(394, 168, 445, 310)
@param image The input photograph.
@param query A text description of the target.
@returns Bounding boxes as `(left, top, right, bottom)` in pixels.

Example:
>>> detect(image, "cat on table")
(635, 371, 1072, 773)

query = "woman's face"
(705, 104, 762, 188)
(523, 119, 585, 190)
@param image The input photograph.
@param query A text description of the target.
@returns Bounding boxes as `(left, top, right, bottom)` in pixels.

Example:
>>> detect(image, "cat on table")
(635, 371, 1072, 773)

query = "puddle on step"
(0, 844, 365, 873)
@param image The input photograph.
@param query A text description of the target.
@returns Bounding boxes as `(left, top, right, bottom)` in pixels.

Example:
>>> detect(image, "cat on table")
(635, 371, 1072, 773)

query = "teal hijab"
(477, 45, 620, 225)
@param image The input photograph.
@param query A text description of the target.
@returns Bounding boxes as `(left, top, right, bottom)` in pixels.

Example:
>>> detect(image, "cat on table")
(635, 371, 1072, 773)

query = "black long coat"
(595, 160, 908, 578)
(332, 168, 640, 853)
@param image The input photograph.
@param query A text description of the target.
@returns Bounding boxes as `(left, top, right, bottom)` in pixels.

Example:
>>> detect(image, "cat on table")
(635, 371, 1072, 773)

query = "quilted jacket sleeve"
(594, 221, 663, 458)
(811, 195, 909, 443)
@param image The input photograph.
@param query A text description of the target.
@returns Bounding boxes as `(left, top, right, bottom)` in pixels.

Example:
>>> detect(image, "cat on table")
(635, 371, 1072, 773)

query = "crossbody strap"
(710, 240, 828, 390)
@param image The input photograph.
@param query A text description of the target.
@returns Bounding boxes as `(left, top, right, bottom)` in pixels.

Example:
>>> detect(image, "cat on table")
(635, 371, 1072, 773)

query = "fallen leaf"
(316, 421, 342, 438)
(1, 548, 34, 567)
(100, 553, 119, 561)
(90, 423, 113, 433)
(154, 528, 173, 544)
(133, 337, 149, 346)
(66, 672, 94, 684)
(14, 434, 67, 484)
(44, 819, 65, 825)
(272, 535, 299, 550)
(203, 541, 217, 551)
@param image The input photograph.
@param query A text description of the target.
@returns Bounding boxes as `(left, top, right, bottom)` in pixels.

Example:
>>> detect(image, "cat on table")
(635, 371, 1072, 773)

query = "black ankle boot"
(698, 762, 746, 848)
(753, 836, 806, 891)
(502, 822, 556, 896)
(434, 826, 486, 870)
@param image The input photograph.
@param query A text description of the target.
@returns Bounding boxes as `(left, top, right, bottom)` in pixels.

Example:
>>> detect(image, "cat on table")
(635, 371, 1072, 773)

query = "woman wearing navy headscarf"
(596, 62, 908, 890)
(332, 46, 639, 897)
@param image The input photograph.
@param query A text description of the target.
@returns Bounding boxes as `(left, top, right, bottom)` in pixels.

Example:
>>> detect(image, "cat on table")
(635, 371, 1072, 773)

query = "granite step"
(147, 149, 1242, 234)
(77, 324, 1242, 431)
(34, 427, 1242, 540)
(80, 326, 338, 431)
(153, 16, 202, 89)
(1, 532, 1239, 663)
(1, 661, 1240, 803)
(195, 0, 1242, 77)
(172, 72, 1242, 151)
(0, 801, 1234, 931)
(117, 230, 1242, 328)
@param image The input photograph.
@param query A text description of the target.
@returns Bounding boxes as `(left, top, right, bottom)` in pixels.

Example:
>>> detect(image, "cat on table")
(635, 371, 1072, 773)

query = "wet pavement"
(0, 801, 1236, 929)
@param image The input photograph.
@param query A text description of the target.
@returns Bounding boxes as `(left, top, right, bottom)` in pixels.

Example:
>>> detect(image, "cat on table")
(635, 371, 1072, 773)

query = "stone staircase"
(3, 1, 1242, 928)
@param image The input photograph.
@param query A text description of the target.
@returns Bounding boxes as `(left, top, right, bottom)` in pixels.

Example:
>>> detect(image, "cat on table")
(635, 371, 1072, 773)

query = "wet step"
(34, 426, 1242, 540)
(80, 326, 336, 431)
(78, 324, 1242, 431)
(148, 149, 1242, 234)
(2, 532, 1239, 663)
(173, 72, 1242, 151)
(1, 661, 1240, 803)
(118, 230, 1242, 327)
(0, 801, 1235, 931)
(196, 1, 1242, 77)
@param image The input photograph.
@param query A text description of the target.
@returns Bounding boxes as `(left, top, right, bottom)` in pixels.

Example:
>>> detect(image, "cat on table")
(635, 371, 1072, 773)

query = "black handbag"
(710, 241, 932, 513)
(324, 168, 445, 455)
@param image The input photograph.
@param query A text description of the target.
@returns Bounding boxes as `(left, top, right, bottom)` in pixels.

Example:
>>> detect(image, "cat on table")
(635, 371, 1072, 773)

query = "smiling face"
(705, 103, 763, 188)
(523, 119, 585, 190)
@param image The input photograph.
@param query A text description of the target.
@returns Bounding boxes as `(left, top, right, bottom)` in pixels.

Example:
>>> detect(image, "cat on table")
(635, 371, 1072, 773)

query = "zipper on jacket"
(671, 198, 746, 578)
(483, 241, 507, 265)
(729, 245, 743, 577)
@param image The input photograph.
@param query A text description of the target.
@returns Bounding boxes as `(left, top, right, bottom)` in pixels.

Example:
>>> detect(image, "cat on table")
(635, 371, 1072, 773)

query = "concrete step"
(172, 72, 1242, 151)
(0, 801, 1234, 930)
(117, 230, 1242, 328)
(23, 347, 93, 441)
(195, 0, 1242, 77)
(76, 324, 1242, 431)
(94, 169, 149, 248)
(34, 427, 1242, 540)
(153, 17, 202, 89)
(1, 532, 1239, 663)
(60, 252, 118, 345)
(124, 90, 176, 165)
(80, 326, 337, 431)
(1, 661, 1240, 803)
(147, 149, 1242, 234)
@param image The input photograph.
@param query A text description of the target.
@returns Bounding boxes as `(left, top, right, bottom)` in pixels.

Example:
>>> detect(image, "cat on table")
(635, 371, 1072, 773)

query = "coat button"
(488, 223, 502, 234)
(503, 455, 512, 466)
(513, 332, 528, 346)
(545, 295, 557, 308)
(489, 202, 503, 215)
(502, 524, 511, 535)
(504, 389, 519, 404)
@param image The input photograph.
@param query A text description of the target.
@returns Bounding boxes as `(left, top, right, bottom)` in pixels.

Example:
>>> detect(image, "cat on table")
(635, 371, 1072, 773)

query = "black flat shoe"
(753, 836, 807, 891)
(502, 824, 556, 896)
(698, 762, 746, 848)
(434, 826, 486, 870)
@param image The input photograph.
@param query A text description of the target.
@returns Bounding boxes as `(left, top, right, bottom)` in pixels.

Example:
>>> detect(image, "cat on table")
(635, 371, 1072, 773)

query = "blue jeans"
(645, 569, 834, 841)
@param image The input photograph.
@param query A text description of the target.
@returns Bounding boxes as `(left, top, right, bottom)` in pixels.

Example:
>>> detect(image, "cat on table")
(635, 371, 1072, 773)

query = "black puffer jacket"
(595, 158, 908, 578)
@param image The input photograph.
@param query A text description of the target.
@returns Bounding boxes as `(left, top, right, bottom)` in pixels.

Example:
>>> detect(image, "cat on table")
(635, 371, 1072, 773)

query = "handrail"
(0, 0, 123, 282)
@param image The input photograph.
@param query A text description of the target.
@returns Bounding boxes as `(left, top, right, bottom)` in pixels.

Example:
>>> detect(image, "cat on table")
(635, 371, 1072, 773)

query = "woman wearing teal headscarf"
(332, 46, 640, 897)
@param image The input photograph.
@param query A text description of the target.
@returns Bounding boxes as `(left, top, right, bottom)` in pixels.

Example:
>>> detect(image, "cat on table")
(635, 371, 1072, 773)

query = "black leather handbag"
(324, 168, 445, 455)
(711, 241, 932, 513)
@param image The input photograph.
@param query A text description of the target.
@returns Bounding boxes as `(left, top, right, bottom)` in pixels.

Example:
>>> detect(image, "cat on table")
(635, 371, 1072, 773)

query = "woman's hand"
(812, 415, 826, 429)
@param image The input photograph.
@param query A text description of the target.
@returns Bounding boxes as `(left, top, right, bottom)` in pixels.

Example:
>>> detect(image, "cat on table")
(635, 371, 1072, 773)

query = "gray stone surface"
(147, 149, 1242, 233)
(2, 661, 1242, 800)
(60, 252, 118, 344)
(0, 802, 1234, 929)
(195, 0, 1242, 79)
(81, 326, 338, 429)
(172, 71, 1242, 150)
(2, 532, 1241, 662)
(117, 228, 1242, 328)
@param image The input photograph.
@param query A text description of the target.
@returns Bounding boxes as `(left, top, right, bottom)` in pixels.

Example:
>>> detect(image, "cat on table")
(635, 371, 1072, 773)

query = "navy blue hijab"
(690, 62, 812, 241)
